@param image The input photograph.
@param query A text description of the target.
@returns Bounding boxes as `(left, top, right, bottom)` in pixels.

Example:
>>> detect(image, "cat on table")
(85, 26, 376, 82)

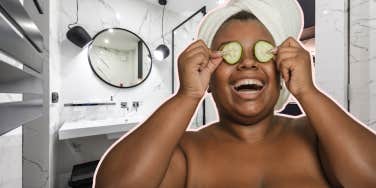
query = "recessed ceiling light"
(104, 39, 109, 44)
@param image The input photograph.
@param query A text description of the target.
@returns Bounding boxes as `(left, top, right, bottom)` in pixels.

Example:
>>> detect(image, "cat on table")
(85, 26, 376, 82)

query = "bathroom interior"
(0, 0, 375, 187)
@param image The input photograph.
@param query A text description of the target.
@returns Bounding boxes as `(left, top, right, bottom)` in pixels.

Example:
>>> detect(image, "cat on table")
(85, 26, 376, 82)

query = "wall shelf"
(64, 102, 116, 107)
(0, 98, 43, 135)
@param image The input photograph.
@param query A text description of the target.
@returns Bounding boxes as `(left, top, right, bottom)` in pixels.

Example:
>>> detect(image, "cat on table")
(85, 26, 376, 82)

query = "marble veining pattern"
(21, 0, 50, 185)
(369, 1, 376, 131)
(0, 127, 22, 188)
(315, 0, 348, 107)
(58, 0, 188, 123)
(51, 1, 376, 188)
(23, 156, 49, 188)
(0, 20, 23, 188)
(55, 1, 186, 185)
(23, 119, 50, 188)
(349, 0, 376, 129)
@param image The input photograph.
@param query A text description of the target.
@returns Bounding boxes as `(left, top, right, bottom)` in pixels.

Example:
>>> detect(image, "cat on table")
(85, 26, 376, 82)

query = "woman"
(94, 0, 376, 187)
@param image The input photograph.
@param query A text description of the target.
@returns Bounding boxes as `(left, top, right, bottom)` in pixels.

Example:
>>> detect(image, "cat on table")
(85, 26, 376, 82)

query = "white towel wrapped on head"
(197, 0, 304, 110)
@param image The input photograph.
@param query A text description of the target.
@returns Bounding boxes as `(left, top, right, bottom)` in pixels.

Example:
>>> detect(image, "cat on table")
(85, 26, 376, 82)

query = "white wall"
(51, 0, 376, 187)
(50, 0, 63, 187)
(0, 86, 22, 188)
(315, 0, 348, 107)
(53, 0, 187, 187)
(349, 0, 376, 130)
(0, 0, 50, 187)
(0, 127, 22, 188)
(22, 1, 51, 188)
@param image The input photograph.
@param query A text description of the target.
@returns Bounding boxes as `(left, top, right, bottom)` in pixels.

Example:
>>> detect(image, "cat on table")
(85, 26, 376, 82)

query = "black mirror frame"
(88, 28, 153, 89)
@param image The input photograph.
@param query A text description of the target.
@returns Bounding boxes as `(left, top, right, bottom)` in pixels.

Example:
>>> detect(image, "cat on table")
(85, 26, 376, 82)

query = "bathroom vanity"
(59, 116, 144, 140)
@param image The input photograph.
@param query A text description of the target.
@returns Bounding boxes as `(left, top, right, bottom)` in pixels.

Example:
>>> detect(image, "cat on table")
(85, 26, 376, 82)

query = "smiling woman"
(93, 0, 376, 187)
(209, 17, 281, 125)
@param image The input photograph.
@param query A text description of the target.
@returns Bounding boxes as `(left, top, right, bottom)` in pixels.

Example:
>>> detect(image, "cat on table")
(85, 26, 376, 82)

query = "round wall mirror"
(88, 28, 152, 88)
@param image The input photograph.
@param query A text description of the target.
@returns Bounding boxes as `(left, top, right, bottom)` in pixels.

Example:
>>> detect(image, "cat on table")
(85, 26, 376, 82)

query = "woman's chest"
(184, 134, 329, 188)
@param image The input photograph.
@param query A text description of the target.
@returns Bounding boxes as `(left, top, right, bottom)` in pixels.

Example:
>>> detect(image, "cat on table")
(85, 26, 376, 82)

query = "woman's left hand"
(274, 37, 316, 98)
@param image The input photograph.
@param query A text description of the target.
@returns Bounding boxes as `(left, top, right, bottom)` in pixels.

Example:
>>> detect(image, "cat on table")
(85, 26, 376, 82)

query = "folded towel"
(197, 0, 304, 110)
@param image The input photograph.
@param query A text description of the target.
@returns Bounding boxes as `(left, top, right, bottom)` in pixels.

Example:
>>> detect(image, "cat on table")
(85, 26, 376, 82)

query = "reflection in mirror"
(88, 28, 152, 88)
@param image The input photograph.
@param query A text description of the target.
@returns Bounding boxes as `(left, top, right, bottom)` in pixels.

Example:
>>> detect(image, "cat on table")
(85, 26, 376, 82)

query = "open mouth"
(233, 79, 265, 92)
(231, 78, 265, 100)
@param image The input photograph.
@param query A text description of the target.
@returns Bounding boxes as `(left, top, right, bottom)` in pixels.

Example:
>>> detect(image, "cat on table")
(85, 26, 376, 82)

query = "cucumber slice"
(254, 40, 275, 63)
(220, 41, 243, 65)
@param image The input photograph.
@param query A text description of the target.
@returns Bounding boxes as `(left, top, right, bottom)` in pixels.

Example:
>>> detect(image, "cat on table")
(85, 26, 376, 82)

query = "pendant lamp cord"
(161, 4, 166, 44)
(68, 0, 79, 29)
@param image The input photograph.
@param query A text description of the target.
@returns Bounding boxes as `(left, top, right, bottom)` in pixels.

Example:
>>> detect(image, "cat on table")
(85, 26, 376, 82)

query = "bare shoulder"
(278, 115, 318, 144)
(158, 129, 209, 187)
(179, 125, 217, 148)
(159, 125, 216, 188)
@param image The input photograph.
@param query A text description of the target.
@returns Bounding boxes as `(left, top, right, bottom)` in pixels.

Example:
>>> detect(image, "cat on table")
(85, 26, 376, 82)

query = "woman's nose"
(237, 55, 258, 70)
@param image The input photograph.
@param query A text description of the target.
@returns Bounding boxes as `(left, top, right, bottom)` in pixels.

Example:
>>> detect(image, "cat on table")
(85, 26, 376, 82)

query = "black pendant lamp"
(154, 0, 170, 61)
(67, 26, 91, 48)
(66, 0, 92, 48)
(154, 44, 170, 61)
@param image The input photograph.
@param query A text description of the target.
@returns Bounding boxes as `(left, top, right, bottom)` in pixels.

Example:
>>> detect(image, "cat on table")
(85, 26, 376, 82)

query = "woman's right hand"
(177, 40, 223, 100)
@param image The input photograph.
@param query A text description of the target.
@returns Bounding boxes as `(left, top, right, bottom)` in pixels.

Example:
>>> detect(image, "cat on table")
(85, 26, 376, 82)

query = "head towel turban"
(197, 0, 304, 110)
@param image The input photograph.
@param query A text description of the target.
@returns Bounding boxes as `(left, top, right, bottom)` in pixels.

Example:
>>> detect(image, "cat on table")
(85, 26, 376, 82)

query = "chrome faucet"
(120, 102, 129, 111)
(132, 101, 140, 112)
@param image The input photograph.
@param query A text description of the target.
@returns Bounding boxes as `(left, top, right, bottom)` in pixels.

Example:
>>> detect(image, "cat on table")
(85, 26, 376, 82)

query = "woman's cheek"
(264, 64, 280, 94)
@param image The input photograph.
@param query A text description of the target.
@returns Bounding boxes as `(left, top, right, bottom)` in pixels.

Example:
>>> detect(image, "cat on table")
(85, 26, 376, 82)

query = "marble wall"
(0, 87, 22, 188)
(50, 0, 62, 186)
(53, 0, 190, 187)
(50, 0, 376, 187)
(2, 0, 374, 187)
(22, 0, 51, 187)
(0, 127, 22, 188)
(371, 1, 376, 131)
(58, 0, 187, 121)
(349, 0, 376, 130)
(0, 1, 50, 188)
(315, 0, 348, 107)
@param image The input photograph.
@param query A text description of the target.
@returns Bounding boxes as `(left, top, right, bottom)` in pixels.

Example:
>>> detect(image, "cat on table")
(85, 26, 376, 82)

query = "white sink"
(58, 116, 144, 140)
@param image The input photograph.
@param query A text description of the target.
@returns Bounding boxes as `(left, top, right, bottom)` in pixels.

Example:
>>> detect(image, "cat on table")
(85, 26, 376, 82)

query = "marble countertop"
(58, 117, 143, 140)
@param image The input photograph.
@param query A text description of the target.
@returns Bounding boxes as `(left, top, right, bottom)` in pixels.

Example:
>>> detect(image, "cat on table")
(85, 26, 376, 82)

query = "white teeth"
(234, 79, 264, 88)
